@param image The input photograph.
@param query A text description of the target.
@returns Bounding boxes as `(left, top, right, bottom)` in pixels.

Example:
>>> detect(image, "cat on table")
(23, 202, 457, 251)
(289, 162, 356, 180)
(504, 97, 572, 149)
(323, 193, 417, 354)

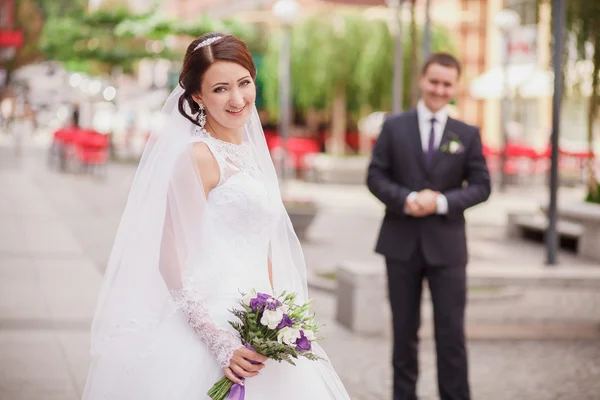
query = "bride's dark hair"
(177, 33, 257, 127)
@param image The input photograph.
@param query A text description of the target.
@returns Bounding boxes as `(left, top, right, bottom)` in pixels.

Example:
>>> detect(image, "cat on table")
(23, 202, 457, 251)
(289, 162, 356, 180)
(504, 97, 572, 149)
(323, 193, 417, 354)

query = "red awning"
(0, 30, 23, 47)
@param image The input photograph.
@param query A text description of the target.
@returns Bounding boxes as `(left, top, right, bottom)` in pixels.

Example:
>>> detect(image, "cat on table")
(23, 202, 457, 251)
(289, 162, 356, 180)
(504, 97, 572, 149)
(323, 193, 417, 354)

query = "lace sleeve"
(160, 192, 242, 369)
(170, 289, 242, 368)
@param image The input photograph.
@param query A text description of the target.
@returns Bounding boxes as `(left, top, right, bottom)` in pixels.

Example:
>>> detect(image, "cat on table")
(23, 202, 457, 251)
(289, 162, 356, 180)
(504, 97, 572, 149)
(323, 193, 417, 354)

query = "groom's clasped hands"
(405, 189, 440, 217)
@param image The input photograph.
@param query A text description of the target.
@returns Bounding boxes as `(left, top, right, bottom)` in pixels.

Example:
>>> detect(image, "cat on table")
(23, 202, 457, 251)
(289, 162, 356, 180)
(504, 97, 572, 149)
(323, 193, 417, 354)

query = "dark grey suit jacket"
(366, 109, 491, 267)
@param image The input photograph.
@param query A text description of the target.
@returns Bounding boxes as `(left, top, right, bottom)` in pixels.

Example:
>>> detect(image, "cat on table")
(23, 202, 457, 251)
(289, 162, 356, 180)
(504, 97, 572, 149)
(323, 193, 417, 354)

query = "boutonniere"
(440, 133, 464, 154)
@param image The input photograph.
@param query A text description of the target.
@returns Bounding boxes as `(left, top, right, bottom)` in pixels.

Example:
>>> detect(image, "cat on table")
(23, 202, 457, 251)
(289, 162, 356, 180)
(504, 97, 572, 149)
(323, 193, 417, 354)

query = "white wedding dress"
(82, 132, 349, 399)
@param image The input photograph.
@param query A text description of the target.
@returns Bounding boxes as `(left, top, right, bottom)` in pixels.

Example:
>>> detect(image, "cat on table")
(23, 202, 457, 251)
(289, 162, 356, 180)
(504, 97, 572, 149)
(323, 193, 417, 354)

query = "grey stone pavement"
(1, 141, 600, 400)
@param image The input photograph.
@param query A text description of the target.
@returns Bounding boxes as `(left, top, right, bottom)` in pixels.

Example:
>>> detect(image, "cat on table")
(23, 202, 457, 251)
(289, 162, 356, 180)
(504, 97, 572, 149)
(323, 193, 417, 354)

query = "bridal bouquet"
(207, 290, 322, 400)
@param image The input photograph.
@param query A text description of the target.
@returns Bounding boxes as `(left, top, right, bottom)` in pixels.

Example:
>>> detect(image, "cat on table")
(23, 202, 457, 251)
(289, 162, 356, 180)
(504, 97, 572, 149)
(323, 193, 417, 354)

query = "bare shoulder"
(191, 141, 220, 192)
(191, 141, 215, 166)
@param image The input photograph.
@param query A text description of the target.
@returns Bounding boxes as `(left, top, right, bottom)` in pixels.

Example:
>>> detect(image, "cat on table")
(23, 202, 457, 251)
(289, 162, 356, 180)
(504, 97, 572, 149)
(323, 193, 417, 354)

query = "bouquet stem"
(207, 376, 234, 400)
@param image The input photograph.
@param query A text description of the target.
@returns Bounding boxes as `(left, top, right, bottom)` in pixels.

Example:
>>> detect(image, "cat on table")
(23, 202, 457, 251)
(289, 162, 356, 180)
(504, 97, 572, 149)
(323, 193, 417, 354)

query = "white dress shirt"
(417, 100, 448, 152)
(405, 101, 449, 215)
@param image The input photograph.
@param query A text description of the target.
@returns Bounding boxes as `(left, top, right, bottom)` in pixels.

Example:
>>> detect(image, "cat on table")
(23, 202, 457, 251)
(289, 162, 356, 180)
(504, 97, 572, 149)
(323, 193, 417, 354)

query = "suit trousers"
(386, 244, 470, 400)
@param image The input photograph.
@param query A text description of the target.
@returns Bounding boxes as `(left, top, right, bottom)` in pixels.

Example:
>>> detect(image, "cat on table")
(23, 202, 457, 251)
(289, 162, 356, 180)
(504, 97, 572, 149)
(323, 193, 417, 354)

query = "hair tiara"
(193, 36, 223, 51)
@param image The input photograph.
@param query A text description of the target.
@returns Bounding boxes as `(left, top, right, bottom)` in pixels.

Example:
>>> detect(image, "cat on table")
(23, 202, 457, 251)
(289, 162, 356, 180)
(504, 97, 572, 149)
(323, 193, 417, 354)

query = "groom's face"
(419, 63, 459, 113)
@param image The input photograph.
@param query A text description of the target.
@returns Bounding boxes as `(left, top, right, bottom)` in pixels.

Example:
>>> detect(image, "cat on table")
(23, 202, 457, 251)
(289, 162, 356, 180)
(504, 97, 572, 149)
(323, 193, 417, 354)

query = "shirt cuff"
(436, 194, 448, 215)
(404, 192, 418, 214)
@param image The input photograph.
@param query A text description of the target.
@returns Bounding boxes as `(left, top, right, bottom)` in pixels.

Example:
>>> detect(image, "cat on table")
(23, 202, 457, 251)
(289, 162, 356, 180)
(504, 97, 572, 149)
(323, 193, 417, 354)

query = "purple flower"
(276, 314, 293, 330)
(295, 330, 312, 352)
(265, 298, 282, 311)
(249, 292, 272, 313)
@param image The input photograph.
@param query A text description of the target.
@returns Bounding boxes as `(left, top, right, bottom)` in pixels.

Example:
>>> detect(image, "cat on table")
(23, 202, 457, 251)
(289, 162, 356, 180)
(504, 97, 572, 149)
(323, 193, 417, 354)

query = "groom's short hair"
(421, 53, 461, 77)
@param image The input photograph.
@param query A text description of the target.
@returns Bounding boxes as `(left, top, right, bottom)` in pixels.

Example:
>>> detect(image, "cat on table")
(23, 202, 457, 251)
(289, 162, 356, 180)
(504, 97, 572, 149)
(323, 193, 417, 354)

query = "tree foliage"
(558, 0, 600, 201)
(259, 14, 455, 125)
(40, 7, 173, 74)
(33, 0, 87, 18)
(39, 7, 259, 75)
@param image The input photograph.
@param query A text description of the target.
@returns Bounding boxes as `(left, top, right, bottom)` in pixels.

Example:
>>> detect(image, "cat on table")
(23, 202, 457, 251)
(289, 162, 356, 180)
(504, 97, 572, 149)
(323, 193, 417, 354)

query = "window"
(561, 97, 598, 146)
(508, 97, 540, 145)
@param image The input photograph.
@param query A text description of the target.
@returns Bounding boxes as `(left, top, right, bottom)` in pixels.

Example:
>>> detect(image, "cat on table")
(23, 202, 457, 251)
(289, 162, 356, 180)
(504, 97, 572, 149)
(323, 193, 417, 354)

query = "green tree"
(259, 14, 455, 155)
(33, 0, 87, 18)
(550, 0, 600, 202)
(40, 7, 168, 75)
(353, 19, 394, 113)
(260, 15, 370, 155)
(297, 15, 367, 155)
(113, 13, 259, 52)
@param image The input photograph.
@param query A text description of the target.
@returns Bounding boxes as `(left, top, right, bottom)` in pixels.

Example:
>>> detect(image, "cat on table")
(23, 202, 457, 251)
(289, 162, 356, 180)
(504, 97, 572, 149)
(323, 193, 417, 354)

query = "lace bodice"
(199, 134, 278, 264)
(205, 137, 260, 184)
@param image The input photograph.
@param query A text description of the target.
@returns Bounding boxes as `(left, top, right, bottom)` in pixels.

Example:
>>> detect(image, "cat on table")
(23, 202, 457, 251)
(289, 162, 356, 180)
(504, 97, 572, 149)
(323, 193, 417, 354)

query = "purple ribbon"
(228, 344, 261, 400)
(229, 381, 245, 400)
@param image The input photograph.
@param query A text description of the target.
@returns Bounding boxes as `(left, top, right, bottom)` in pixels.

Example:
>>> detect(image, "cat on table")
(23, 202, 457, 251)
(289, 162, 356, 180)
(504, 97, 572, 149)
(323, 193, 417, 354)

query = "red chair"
(267, 136, 320, 171)
(482, 144, 501, 173)
(53, 126, 77, 144)
(49, 126, 81, 171)
(73, 130, 109, 166)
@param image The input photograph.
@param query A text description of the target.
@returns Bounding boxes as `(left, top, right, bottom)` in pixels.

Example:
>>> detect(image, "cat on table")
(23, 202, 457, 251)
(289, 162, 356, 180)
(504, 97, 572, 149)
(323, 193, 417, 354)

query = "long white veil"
(85, 85, 349, 399)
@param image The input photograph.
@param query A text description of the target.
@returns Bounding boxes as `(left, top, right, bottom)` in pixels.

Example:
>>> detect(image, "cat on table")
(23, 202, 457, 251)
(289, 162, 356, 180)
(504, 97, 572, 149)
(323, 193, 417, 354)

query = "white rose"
(242, 292, 255, 306)
(260, 308, 284, 329)
(277, 327, 301, 345)
(302, 329, 316, 341)
(449, 141, 460, 154)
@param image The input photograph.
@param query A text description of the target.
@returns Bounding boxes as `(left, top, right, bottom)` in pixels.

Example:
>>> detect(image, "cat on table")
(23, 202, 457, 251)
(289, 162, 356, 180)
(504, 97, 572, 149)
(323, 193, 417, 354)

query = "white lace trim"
(170, 288, 242, 369)
(203, 136, 260, 183)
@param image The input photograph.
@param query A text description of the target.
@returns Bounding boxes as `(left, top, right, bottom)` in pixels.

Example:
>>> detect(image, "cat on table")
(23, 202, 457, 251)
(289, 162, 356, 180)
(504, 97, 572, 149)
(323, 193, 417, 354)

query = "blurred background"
(1, 0, 600, 399)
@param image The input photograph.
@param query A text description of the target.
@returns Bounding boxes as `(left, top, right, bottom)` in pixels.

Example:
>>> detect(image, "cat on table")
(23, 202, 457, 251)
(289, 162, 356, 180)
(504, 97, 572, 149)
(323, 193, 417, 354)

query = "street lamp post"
(494, 9, 521, 192)
(272, 0, 299, 188)
(546, 0, 566, 266)
(423, 0, 432, 61)
(387, 0, 404, 114)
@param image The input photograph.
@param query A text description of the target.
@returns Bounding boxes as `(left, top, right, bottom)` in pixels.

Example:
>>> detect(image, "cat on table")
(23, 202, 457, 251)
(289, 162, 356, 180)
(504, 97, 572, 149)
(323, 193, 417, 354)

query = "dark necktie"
(425, 117, 437, 166)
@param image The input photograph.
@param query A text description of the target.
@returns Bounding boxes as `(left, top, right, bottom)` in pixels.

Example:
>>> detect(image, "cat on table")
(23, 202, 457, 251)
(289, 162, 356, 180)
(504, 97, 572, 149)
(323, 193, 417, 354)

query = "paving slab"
(0, 330, 79, 400)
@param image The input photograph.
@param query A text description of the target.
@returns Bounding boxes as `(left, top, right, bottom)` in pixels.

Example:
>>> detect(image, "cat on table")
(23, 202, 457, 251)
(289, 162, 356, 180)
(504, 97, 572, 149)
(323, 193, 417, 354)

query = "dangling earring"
(195, 104, 208, 136)
(198, 104, 207, 130)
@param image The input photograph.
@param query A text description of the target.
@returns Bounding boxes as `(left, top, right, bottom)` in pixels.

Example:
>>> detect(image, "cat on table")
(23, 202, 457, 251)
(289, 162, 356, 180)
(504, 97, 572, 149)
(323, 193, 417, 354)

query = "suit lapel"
(408, 110, 427, 172)
(428, 117, 456, 170)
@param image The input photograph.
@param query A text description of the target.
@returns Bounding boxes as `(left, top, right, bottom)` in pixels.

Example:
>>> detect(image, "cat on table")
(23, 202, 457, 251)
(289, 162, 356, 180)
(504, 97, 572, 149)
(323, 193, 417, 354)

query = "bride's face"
(194, 61, 256, 133)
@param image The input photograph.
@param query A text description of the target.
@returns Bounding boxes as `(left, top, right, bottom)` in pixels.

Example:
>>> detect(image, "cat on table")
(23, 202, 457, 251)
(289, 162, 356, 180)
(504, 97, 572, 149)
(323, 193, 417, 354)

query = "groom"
(367, 53, 491, 400)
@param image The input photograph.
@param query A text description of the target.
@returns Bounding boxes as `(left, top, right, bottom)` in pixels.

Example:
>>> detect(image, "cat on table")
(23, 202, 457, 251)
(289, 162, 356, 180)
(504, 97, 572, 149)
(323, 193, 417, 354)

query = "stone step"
(507, 212, 583, 239)
(329, 261, 600, 336)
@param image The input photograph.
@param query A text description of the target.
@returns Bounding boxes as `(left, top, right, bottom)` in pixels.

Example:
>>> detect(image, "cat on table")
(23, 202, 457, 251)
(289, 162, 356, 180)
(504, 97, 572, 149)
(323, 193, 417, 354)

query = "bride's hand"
(224, 347, 268, 384)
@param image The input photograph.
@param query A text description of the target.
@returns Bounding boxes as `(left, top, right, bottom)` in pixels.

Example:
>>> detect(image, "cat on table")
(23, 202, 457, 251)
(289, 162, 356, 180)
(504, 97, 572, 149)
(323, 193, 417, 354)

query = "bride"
(82, 33, 351, 399)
